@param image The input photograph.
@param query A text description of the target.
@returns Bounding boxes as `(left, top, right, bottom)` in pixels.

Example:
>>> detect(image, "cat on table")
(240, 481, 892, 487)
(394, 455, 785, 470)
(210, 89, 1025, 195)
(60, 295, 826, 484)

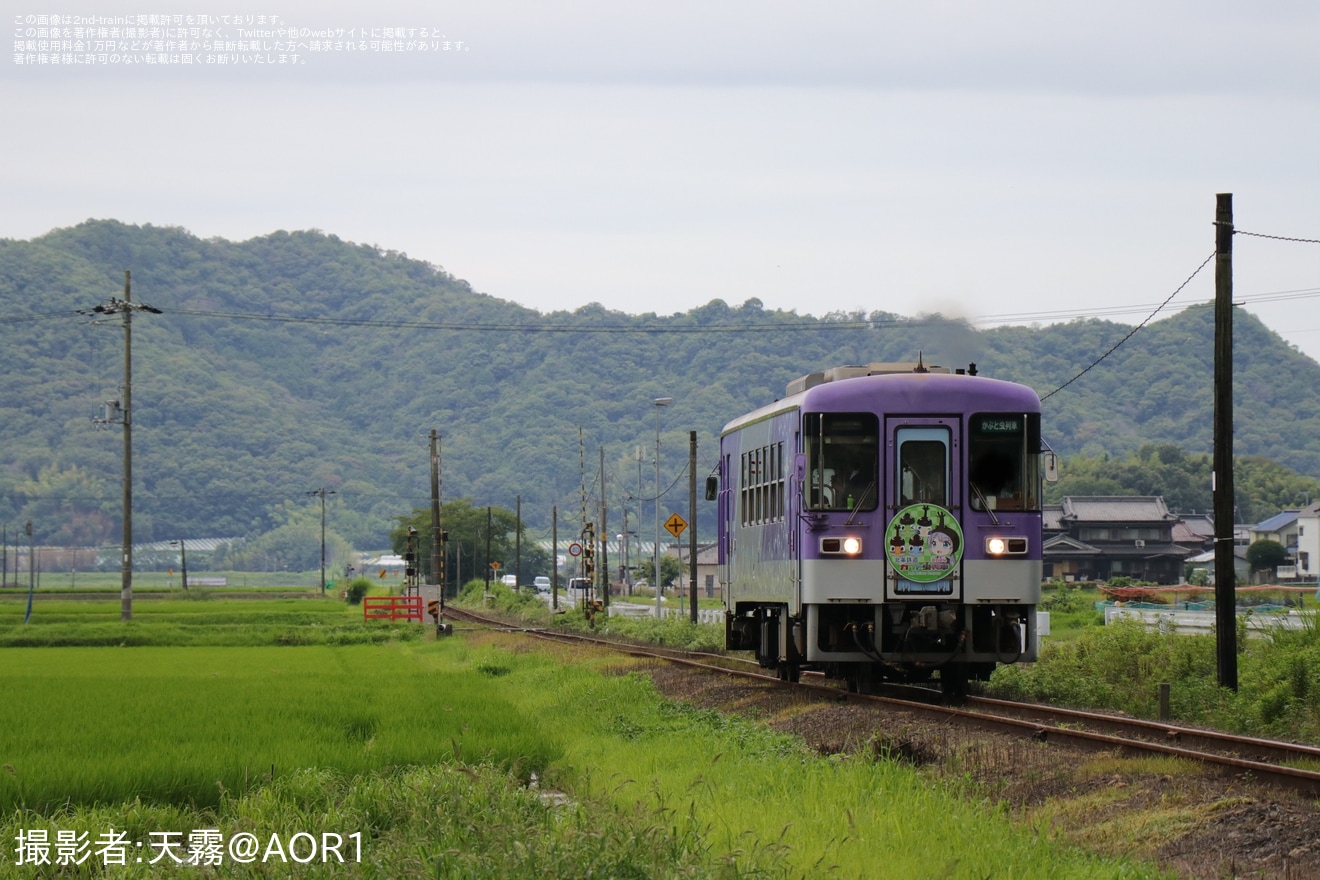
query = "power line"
(162, 307, 891, 334)
(1235, 229, 1320, 246)
(1040, 251, 1216, 402)
(9, 286, 1320, 335)
(973, 285, 1320, 327)
(0, 309, 86, 325)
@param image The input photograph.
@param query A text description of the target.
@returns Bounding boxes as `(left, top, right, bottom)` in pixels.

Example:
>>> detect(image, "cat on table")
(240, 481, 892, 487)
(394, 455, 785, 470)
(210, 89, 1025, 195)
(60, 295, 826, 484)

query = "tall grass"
(1038, 581, 1105, 639)
(469, 641, 1169, 879)
(456, 580, 728, 651)
(1, 761, 808, 880)
(989, 615, 1320, 741)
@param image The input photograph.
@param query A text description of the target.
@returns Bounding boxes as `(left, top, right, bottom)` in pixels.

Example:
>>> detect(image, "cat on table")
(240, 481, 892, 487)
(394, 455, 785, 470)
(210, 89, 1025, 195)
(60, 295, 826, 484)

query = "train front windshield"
(967, 413, 1041, 512)
(805, 413, 879, 512)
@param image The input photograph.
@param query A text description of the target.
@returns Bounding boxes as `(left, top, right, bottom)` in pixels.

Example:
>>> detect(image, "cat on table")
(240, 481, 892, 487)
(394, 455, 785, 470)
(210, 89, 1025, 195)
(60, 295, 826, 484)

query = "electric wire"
(1039, 251, 1216, 402)
(1235, 229, 1320, 246)
(161, 307, 885, 334)
(7, 287, 1320, 336)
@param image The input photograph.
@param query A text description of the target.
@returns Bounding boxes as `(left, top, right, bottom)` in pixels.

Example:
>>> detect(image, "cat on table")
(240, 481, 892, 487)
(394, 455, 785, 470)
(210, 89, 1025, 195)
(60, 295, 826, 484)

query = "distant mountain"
(2, 219, 1316, 547)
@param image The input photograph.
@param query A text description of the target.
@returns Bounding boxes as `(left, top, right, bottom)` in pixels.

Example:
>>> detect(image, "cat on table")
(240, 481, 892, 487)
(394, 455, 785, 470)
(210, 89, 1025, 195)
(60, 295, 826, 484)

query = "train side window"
(897, 428, 949, 506)
(738, 441, 788, 525)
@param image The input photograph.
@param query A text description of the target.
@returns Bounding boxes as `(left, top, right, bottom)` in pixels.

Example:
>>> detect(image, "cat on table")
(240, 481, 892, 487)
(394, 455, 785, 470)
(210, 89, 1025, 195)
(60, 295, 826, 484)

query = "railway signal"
(581, 522, 595, 584)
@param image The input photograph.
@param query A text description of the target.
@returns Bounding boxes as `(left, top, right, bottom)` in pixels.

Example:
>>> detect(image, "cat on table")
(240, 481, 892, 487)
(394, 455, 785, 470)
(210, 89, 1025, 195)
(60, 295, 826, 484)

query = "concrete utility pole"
(24, 520, 34, 624)
(654, 397, 673, 616)
(171, 539, 188, 590)
(309, 488, 336, 593)
(1213, 193, 1238, 691)
(552, 505, 559, 611)
(430, 429, 444, 605)
(599, 446, 609, 607)
(79, 270, 160, 621)
(689, 430, 698, 624)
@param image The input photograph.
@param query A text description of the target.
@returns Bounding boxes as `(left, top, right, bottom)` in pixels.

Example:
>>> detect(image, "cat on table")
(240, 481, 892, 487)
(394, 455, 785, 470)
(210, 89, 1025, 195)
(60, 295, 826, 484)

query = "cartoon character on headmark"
(926, 524, 959, 570)
(915, 505, 934, 541)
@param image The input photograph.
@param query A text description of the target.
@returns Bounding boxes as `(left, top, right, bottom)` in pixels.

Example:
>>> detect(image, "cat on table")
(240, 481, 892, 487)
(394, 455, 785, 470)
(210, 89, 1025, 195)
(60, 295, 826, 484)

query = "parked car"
(500, 574, 517, 588)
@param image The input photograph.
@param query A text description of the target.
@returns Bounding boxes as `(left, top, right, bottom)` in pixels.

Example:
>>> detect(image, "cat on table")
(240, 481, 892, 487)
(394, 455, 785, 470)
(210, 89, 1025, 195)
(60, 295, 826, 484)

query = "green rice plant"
(0, 596, 422, 648)
(0, 642, 558, 812)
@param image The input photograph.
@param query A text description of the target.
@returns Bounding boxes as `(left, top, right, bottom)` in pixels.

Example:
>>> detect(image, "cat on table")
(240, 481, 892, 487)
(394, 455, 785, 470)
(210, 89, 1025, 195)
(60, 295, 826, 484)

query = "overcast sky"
(6, 1, 1320, 359)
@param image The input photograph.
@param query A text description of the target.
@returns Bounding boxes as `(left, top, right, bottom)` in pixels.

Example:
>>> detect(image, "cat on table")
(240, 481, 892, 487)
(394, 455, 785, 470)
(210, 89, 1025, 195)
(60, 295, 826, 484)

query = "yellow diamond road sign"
(664, 514, 688, 538)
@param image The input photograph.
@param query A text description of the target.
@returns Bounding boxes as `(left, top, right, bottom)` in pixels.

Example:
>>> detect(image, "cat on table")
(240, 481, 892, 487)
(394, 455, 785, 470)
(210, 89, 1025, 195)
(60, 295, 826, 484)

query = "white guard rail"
(1104, 605, 1313, 635)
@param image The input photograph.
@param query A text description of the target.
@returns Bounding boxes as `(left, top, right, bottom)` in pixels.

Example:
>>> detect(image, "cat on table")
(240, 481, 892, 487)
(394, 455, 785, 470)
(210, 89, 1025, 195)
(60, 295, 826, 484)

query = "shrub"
(344, 577, 371, 605)
(457, 579, 550, 623)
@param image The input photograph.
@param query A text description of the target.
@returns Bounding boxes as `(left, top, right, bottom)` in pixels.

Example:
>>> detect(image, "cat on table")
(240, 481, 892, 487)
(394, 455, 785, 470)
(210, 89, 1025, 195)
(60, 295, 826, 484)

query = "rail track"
(442, 605, 1320, 797)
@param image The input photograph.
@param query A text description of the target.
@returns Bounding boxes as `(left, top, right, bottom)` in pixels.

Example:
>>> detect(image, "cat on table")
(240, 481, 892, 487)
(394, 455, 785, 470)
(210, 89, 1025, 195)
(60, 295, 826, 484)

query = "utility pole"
(621, 502, 631, 593)
(1213, 193, 1238, 691)
(429, 430, 445, 605)
(171, 539, 188, 590)
(309, 488, 336, 594)
(689, 430, 698, 623)
(24, 521, 34, 624)
(599, 446, 609, 607)
(654, 398, 673, 616)
(79, 270, 160, 621)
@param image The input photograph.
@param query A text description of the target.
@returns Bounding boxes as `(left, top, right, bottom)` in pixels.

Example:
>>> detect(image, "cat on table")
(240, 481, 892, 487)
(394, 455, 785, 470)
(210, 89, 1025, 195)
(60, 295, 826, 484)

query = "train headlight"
(985, 536, 1029, 557)
(820, 536, 863, 556)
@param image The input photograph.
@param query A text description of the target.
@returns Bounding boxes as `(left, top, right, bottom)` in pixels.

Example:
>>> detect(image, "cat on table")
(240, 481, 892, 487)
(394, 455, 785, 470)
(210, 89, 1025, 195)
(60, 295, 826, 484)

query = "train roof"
(721, 362, 1041, 436)
(784, 361, 953, 395)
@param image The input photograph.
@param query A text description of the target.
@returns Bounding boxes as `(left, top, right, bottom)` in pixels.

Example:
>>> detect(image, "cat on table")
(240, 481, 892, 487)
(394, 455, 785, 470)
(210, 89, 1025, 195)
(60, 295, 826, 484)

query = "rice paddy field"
(0, 592, 1173, 879)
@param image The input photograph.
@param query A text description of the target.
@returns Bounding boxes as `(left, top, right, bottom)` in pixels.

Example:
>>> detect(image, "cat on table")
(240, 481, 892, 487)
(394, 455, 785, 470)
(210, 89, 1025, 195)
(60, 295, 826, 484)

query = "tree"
(392, 499, 535, 591)
(636, 554, 684, 590)
(222, 521, 352, 572)
(15, 463, 116, 545)
(1246, 539, 1288, 579)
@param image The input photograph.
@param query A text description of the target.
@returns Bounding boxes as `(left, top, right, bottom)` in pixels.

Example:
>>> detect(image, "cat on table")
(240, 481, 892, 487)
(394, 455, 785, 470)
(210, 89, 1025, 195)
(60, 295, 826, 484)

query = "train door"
(885, 419, 963, 601)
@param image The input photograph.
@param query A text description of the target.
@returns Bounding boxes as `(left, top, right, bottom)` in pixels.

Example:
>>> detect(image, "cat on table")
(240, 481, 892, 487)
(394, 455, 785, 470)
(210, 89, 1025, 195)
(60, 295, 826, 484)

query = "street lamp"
(617, 530, 627, 590)
(308, 488, 336, 594)
(654, 397, 673, 615)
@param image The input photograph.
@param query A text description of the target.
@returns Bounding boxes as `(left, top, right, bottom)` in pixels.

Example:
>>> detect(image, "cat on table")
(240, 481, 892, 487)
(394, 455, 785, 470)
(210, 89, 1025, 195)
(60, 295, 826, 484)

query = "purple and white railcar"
(712, 360, 1051, 694)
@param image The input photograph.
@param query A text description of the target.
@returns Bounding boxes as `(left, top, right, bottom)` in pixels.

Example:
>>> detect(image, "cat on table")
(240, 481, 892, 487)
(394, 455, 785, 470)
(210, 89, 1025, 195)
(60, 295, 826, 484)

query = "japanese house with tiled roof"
(1042, 496, 1193, 584)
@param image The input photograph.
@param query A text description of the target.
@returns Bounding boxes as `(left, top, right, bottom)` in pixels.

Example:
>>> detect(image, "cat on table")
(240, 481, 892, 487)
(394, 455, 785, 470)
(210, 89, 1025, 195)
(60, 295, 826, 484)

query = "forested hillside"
(2, 219, 1317, 550)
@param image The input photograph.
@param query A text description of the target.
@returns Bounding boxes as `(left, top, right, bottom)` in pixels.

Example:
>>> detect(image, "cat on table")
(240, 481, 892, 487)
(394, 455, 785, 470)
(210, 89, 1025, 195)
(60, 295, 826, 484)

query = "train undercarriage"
(727, 601, 1029, 697)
